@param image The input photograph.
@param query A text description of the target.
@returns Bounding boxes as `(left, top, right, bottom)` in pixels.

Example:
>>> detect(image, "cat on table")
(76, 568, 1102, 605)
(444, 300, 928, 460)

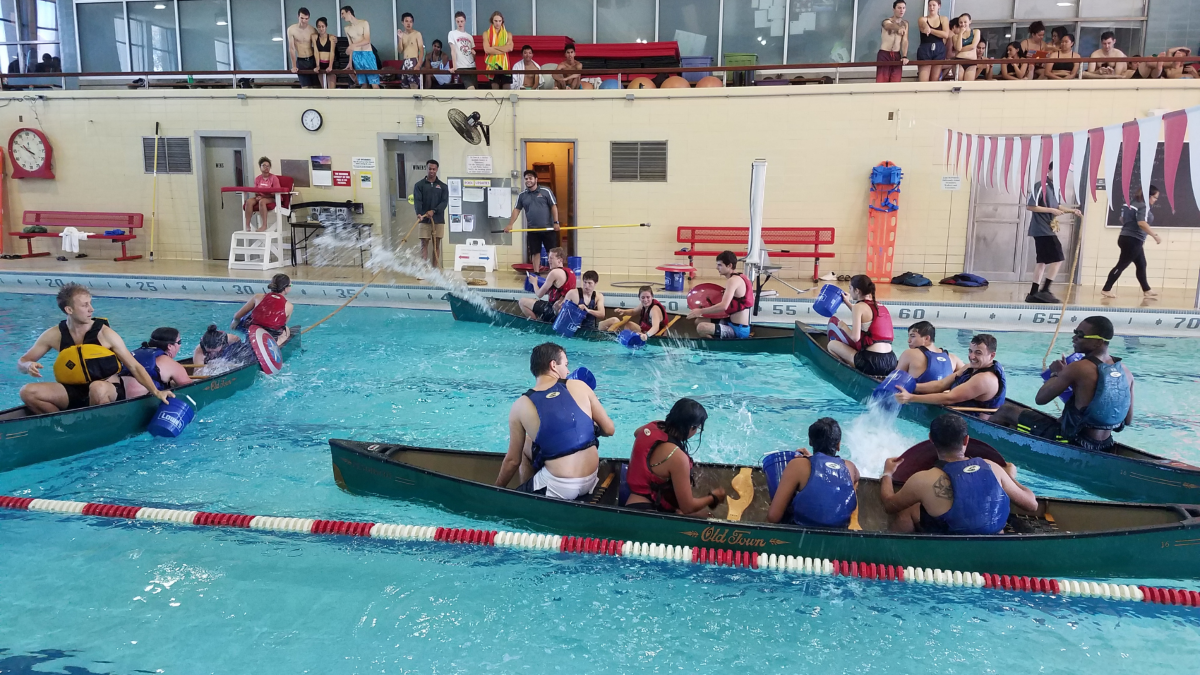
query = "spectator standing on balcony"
(999, 42, 1030, 80)
(916, 0, 948, 82)
(951, 13, 980, 81)
(397, 12, 424, 89)
(424, 39, 452, 89)
(876, 1, 910, 83)
(1083, 31, 1127, 79)
(341, 6, 379, 89)
(311, 17, 335, 88)
(511, 45, 541, 89)
(287, 8, 318, 88)
(448, 11, 476, 89)
(555, 44, 584, 89)
(1043, 32, 1080, 80)
(483, 11, 513, 89)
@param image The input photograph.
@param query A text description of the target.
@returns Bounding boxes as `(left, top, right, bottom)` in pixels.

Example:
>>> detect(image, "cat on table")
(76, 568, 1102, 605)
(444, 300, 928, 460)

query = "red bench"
(12, 211, 144, 261)
(676, 226, 836, 281)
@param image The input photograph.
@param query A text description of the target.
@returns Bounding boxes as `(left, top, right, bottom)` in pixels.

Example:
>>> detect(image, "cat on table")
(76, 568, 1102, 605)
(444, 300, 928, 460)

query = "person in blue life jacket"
(881, 414, 1038, 534)
(767, 417, 860, 528)
(559, 270, 606, 333)
(991, 316, 1135, 453)
(894, 333, 1005, 420)
(497, 342, 616, 500)
(894, 321, 965, 384)
(121, 327, 194, 398)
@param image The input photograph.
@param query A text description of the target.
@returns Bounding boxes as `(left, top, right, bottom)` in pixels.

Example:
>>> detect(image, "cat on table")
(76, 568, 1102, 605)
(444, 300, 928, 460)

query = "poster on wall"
(332, 171, 352, 187)
(351, 157, 376, 170)
(359, 172, 373, 189)
(311, 155, 332, 186)
(1105, 142, 1198, 229)
(467, 155, 493, 174)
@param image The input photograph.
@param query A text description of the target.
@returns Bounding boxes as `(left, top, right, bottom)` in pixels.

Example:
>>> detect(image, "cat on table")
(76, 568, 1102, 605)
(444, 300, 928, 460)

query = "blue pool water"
(1, 293, 1199, 673)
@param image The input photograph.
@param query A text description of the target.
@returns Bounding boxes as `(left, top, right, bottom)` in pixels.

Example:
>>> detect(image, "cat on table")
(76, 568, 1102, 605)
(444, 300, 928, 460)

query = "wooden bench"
(676, 226, 836, 281)
(12, 211, 144, 261)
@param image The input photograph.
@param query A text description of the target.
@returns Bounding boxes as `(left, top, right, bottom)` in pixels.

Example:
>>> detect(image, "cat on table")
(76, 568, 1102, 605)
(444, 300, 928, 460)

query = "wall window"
(77, 2, 127, 72)
(951, 0, 1014, 22)
(417, 0, 454, 41)
(4, 0, 61, 72)
(450, 0, 474, 35)
(596, 0, 654, 44)
(537, 0, 591, 43)
(128, 0, 176, 71)
(659, 0, 719, 58)
(231, 0, 283, 69)
(789, 0, 854, 64)
(338, 1, 391, 59)
(487, 0, 532, 36)
(179, 0, 229, 71)
(722, 0, 783, 64)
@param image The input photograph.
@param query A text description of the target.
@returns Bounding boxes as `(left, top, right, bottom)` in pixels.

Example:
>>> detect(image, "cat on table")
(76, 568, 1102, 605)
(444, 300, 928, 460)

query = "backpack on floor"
(939, 273, 989, 287)
(892, 271, 932, 287)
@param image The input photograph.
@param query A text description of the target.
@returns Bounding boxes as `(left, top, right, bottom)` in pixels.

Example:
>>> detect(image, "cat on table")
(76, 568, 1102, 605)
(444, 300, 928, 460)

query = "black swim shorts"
(854, 350, 898, 377)
(532, 299, 557, 323)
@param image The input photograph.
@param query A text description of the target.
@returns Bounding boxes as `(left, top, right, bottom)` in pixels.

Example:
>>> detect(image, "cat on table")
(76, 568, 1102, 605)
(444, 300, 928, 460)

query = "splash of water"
(842, 400, 922, 478)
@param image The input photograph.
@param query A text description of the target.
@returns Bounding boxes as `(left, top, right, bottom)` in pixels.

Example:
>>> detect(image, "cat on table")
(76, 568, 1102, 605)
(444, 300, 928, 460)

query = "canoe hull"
(790, 321, 1200, 504)
(330, 440, 1200, 580)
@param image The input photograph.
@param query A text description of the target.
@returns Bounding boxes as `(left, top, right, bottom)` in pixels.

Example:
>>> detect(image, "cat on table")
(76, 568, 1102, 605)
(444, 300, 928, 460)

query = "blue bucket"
(147, 396, 195, 438)
(235, 313, 253, 333)
(762, 450, 798, 499)
(1042, 352, 1084, 402)
(812, 284, 843, 318)
(553, 301, 587, 337)
(568, 366, 596, 390)
(540, 244, 549, 269)
(872, 369, 916, 411)
(568, 256, 582, 277)
(664, 270, 685, 292)
(524, 275, 545, 293)
(618, 329, 646, 349)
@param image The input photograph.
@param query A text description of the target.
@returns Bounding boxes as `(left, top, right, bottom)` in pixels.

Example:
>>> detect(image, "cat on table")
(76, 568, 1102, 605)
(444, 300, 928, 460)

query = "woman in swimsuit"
(311, 17, 334, 88)
(1020, 21, 1047, 80)
(916, 0, 949, 82)
(952, 13, 980, 82)
(1042, 33, 1079, 80)
(999, 42, 1029, 80)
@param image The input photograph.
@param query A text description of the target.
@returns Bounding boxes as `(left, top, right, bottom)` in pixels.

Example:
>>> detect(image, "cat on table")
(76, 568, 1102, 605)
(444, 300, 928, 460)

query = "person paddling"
(767, 418, 860, 528)
(231, 273, 294, 345)
(121, 327, 193, 398)
(623, 398, 727, 516)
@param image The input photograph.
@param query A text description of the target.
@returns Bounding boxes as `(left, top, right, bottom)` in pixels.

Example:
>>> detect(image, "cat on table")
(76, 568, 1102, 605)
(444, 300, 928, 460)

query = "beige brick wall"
(1, 81, 1197, 288)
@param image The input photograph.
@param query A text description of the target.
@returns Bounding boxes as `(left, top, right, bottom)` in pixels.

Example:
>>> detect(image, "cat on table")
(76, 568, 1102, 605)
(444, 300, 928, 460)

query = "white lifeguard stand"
(454, 238, 497, 273)
(227, 177, 296, 271)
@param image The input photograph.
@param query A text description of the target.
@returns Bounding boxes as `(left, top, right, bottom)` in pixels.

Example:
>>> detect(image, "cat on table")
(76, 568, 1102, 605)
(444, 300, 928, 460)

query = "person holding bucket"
(558, 271, 605, 333)
(765, 418, 859, 528)
(622, 398, 727, 516)
(825, 275, 896, 377)
(600, 286, 665, 340)
(519, 247, 576, 323)
(121, 327, 194, 399)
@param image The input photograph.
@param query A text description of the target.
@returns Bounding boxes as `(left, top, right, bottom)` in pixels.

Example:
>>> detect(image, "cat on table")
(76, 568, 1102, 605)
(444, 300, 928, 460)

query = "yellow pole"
(149, 122, 160, 261)
(508, 223, 650, 233)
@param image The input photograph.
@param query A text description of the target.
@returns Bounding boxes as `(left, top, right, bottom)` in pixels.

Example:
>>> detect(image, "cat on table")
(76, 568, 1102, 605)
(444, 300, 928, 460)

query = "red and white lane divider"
(2, 495, 1196, 608)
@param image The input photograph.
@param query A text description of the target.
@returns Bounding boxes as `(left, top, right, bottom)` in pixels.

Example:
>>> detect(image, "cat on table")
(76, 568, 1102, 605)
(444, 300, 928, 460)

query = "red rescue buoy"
(686, 283, 730, 319)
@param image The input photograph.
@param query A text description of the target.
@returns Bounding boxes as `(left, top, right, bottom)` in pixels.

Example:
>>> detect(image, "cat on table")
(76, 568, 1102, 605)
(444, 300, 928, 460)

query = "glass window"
(975, 25, 1012, 58)
(722, 0, 783, 64)
(855, 0, 921, 61)
(0, 0, 15, 43)
(486, 0, 532, 36)
(77, 2, 128, 72)
(950, 0, 1013, 22)
(597, 0, 654, 43)
(1015, 0, 1078, 21)
(1078, 23, 1143, 58)
(1144, 0, 1197, 56)
(414, 0, 454, 39)
(339, 1, 392, 59)
(231, 0, 283, 70)
(787, 0, 854, 64)
(179, 0, 229, 71)
(0, 43, 19, 73)
(19, 0, 58, 42)
(23, 41, 57, 71)
(129, 1, 178, 71)
(450, 0, 474, 34)
(1079, 0, 1145, 19)
(537, 0, 591, 43)
(659, 0, 719, 58)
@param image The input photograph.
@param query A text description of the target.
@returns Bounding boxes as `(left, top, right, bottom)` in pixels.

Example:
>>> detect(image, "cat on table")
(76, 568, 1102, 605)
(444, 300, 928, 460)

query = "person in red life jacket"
(519, 247, 576, 323)
(622, 398, 727, 516)
(767, 417, 860, 528)
(243, 156, 282, 232)
(121, 327, 193, 398)
(894, 333, 1007, 421)
(687, 250, 754, 340)
(600, 286, 666, 339)
(559, 270, 605, 332)
(230, 273, 295, 345)
(825, 274, 896, 376)
(496, 342, 615, 500)
(881, 413, 1036, 534)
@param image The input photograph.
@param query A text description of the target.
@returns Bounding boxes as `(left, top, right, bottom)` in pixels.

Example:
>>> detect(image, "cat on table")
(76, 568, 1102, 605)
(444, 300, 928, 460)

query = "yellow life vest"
(53, 318, 122, 386)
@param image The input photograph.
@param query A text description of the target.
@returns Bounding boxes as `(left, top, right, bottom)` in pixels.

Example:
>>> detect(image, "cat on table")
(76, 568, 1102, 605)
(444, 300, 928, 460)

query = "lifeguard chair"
(228, 176, 296, 271)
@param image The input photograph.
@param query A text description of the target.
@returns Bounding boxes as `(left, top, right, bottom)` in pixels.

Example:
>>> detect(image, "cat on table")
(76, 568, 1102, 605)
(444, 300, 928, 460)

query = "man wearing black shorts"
(505, 169, 559, 271)
(1025, 165, 1081, 303)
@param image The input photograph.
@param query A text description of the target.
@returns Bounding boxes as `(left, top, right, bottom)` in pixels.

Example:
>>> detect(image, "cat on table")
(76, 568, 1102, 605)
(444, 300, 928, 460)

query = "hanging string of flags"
(945, 105, 1200, 212)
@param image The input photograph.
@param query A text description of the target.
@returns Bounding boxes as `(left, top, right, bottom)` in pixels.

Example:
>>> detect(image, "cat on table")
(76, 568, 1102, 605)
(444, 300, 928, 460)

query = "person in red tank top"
(519, 247, 576, 323)
(826, 274, 897, 377)
(244, 157, 282, 232)
(688, 251, 754, 340)
(622, 398, 726, 515)
(230, 273, 295, 345)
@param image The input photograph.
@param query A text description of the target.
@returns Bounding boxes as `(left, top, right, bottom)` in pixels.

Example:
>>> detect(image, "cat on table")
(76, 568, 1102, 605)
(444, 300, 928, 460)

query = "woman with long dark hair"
(622, 398, 727, 516)
(121, 327, 193, 398)
(826, 275, 897, 376)
(1102, 185, 1162, 299)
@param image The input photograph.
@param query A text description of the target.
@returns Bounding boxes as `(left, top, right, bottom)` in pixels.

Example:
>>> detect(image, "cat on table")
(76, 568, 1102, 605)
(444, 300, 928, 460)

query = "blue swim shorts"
(352, 51, 380, 85)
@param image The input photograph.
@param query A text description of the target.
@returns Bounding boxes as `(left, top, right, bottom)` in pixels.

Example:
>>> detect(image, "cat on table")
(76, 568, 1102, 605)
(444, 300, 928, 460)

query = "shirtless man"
(341, 6, 378, 89)
(895, 333, 1006, 421)
(877, 0, 910, 83)
(554, 44, 583, 90)
(1161, 47, 1198, 79)
(496, 342, 615, 500)
(687, 251, 754, 340)
(397, 12, 424, 89)
(512, 45, 541, 89)
(287, 7, 318, 87)
(17, 284, 172, 414)
(1083, 31, 1127, 79)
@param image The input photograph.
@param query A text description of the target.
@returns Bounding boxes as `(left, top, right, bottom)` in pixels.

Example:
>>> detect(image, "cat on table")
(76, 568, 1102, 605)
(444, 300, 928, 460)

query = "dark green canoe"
(790, 320, 1200, 505)
(445, 293, 794, 354)
(329, 438, 1200, 580)
(0, 328, 301, 472)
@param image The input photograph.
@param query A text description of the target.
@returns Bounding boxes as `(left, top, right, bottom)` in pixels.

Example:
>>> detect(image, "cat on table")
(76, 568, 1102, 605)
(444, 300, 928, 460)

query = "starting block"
(454, 239, 496, 272)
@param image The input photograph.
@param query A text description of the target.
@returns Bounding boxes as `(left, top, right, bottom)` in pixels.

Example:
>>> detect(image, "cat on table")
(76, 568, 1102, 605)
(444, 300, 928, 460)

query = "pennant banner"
(1163, 111, 1187, 212)
(1137, 115, 1162, 206)
(1087, 127, 1104, 203)
(1102, 124, 1122, 212)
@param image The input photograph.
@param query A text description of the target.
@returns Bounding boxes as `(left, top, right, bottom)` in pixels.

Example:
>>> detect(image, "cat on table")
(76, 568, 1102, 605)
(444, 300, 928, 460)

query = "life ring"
(249, 325, 284, 375)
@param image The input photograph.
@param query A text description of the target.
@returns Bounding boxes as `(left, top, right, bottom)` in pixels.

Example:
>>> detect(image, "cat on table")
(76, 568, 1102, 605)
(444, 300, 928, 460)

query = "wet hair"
(716, 250, 738, 268)
(1080, 316, 1115, 341)
(549, 246, 567, 262)
(662, 398, 708, 452)
(201, 324, 229, 352)
(582, 270, 599, 283)
(316, 17, 327, 28)
(258, 156, 271, 168)
(808, 417, 842, 456)
(341, 5, 354, 17)
(530, 342, 565, 377)
(565, 43, 576, 52)
(523, 169, 537, 179)
(144, 327, 180, 352)
(971, 333, 997, 354)
(638, 285, 655, 296)
(909, 320, 936, 340)
(427, 159, 439, 167)
(401, 12, 413, 21)
(849, 274, 876, 298)
(298, 7, 309, 17)
(56, 283, 91, 313)
(1029, 21, 1045, 36)
(1101, 31, 1115, 42)
(454, 10, 466, 20)
(929, 414, 968, 454)
(268, 273, 291, 293)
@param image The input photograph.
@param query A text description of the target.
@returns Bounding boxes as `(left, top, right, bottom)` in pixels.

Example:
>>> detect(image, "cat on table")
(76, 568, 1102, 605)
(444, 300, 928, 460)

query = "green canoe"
(329, 438, 1200, 580)
(445, 293, 794, 354)
(0, 328, 301, 472)
(791, 320, 1200, 505)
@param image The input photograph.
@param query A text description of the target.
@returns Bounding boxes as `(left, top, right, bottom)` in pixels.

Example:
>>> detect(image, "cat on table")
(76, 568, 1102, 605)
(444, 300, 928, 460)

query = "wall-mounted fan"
(448, 108, 491, 146)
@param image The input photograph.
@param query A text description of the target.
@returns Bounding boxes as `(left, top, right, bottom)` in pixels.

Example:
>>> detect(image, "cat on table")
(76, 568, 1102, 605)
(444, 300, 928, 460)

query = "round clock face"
(301, 109, 322, 131)
(12, 129, 47, 171)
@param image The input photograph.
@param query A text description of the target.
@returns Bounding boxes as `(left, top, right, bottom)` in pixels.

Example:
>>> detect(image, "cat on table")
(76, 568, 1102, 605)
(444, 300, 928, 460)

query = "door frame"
(964, 182, 1086, 285)
(522, 138, 578, 253)
(377, 133, 439, 250)
(195, 130, 253, 261)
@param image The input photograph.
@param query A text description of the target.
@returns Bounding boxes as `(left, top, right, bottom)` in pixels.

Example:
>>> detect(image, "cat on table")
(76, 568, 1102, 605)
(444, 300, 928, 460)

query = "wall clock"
(301, 109, 323, 132)
(8, 127, 54, 179)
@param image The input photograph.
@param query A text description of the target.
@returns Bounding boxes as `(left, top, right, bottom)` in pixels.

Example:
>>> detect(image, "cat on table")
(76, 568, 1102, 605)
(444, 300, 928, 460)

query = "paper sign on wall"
(351, 157, 376, 170)
(463, 187, 485, 202)
(332, 171, 352, 187)
(487, 187, 512, 217)
(941, 175, 962, 190)
(464, 179, 491, 187)
(450, 214, 463, 232)
(448, 178, 462, 197)
(311, 155, 332, 186)
(467, 155, 494, 174)
(359, 172, 373, 189)
(463, 214, 475, 232)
